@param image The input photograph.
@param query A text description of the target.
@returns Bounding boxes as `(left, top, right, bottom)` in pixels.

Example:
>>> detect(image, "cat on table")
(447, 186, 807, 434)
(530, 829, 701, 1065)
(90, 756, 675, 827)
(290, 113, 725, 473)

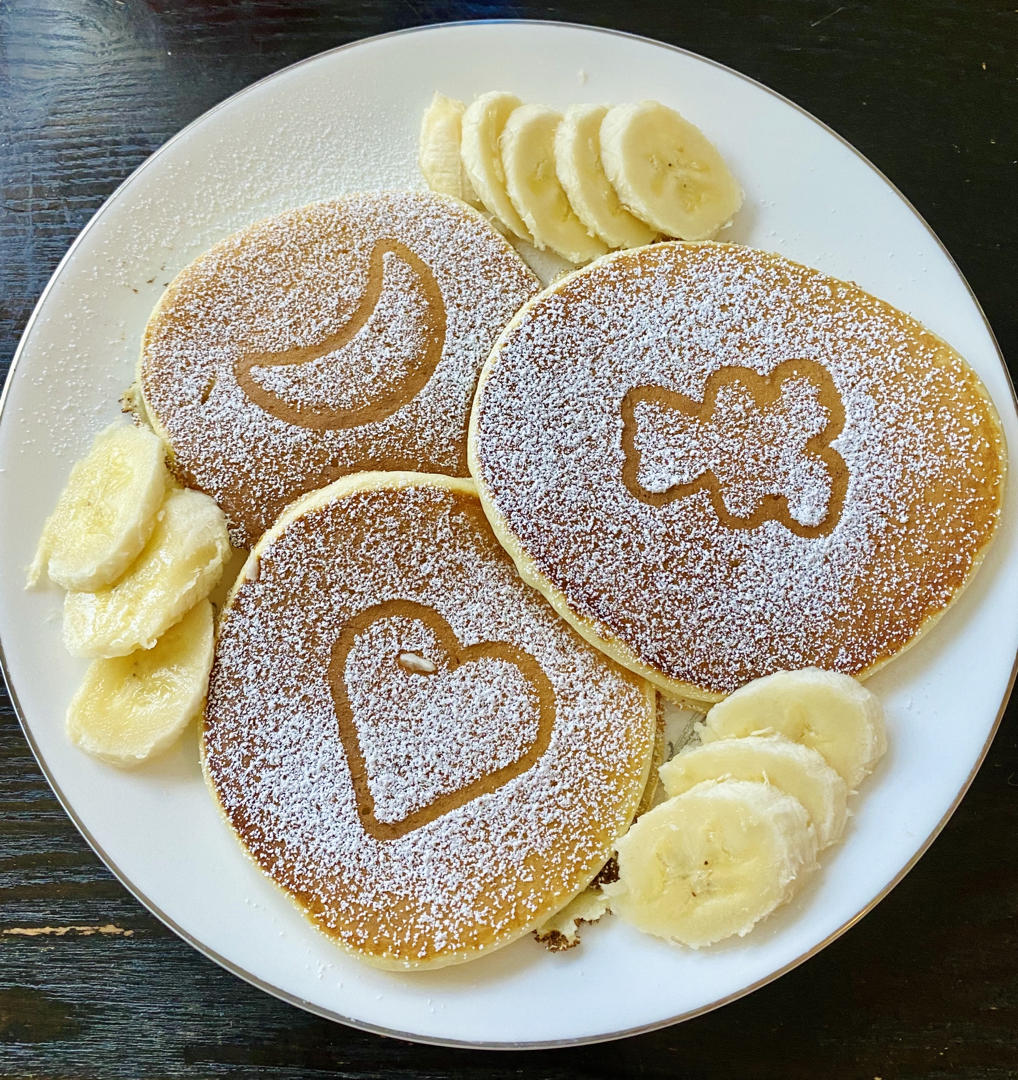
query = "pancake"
(138, 192, 539, 548)
(469, 242, 1006, 703)
(202, 472, 656, 969)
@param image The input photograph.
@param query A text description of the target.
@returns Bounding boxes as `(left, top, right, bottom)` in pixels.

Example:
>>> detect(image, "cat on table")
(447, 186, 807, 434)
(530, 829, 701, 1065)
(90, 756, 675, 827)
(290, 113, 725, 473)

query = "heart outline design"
(620, 359, 848, 538)
(235, 238, 446, 430)
(329, 599, 556, 842)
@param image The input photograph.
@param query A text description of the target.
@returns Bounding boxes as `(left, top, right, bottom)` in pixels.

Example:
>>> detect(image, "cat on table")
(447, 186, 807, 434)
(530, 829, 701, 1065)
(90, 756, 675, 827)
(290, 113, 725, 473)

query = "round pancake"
(469, 242, 1006, 703)
(202, 472, 656, 970)
(139, 192, 539, 548)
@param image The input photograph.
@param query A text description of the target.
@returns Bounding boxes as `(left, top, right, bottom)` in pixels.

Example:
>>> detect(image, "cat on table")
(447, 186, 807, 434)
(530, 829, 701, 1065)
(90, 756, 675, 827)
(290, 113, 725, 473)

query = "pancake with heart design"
(469, 242, 1006, 702)
(138, 192, 539, 548)
(202, 472, 656, 969)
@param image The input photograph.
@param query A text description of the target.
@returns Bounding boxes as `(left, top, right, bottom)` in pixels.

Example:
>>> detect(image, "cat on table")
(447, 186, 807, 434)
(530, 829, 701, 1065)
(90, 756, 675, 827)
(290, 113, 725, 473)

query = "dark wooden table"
(2, 2, 1016, 1077)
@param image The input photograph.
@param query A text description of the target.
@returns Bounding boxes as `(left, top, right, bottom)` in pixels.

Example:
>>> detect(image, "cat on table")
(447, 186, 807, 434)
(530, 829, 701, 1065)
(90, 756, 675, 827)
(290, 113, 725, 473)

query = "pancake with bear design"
(138, 192, 539, 548)
(469, 241, 1006, 703)
(202, 472, 656, 969)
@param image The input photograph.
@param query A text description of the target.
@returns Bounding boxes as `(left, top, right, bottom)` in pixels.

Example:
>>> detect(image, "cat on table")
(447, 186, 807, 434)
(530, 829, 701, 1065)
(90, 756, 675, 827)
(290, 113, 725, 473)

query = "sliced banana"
(67, 600, 214, 766)
(660, 734, 848, 849)
(418, 92, 482, 208)
(606, 779, 817, 948)
(600, 100, 742, 241)
(28, 423, 169, 592)
(698, 668, 887, 791)
(63, 488, 230, 658)
(460, 91, 534, 242)
(554, 104, 657, 250)
(500, 103, 608, 264)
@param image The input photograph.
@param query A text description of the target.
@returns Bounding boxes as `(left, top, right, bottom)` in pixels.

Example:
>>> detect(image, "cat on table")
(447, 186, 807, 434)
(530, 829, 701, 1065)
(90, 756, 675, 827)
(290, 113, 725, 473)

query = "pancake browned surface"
(202, 473, 656, 969)
(139, 192, 539, 548)
(469, 242, 1006, 703)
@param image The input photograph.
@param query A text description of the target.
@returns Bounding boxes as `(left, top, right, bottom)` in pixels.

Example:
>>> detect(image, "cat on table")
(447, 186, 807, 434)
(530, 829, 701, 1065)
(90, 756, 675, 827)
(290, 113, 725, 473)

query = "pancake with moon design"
(202, 472, 656, 969)
(138, 192, 539, 548)
(469, 242, 1006, 703)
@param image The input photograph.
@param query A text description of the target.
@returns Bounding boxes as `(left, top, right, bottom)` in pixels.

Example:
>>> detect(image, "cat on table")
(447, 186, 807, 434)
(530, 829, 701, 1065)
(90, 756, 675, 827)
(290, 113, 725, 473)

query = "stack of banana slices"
(605, 669, 887, 947)
(420, 92, 743, 264)
(29, 423, 231, 766)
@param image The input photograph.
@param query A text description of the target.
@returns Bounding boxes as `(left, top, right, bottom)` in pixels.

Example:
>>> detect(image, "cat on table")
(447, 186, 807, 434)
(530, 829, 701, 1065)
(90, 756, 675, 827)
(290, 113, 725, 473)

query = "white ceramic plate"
(1, 21, 1015, 1049)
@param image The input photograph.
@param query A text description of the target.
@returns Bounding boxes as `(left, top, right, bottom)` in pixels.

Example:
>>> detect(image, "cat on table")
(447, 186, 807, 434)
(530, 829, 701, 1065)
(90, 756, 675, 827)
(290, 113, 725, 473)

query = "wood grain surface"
(2, 1, 1016, 1077)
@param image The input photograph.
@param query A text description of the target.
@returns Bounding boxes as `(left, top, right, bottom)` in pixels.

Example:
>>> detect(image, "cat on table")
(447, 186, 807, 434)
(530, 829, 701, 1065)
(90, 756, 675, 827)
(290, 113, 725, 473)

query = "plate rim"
(1, 17, 1016, 1051)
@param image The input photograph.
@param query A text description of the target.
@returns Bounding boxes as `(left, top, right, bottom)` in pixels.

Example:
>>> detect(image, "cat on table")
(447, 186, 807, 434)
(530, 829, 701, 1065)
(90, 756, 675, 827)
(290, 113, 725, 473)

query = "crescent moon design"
(234, 238, 446, 430)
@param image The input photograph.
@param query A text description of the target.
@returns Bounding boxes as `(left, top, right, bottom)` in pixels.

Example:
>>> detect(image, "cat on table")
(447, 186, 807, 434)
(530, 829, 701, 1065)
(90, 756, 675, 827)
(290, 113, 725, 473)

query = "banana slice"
(660, 734, 848, 849)
(67, 600, 214, 766)
(63, 488, 230, 658)
(554, 104, 657, 250)
(419, 92, 482, 208)
(500, 103, 608, 264)
(606, 779, 817, 948)
(600, 100, 742, 241)
(460, 91, 534, 242)
(698, 668, 887, 791)
(28, 423, 169, 592)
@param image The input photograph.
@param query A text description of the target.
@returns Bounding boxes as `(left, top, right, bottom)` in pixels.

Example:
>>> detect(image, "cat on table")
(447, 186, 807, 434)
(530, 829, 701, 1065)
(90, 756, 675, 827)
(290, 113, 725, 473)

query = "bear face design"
(621, 359, 847, 538)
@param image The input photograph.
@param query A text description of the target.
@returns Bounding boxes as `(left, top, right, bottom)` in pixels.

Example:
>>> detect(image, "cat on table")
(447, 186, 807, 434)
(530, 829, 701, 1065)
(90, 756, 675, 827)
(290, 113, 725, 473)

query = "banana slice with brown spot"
(605, 778, 817, 948)
(600, 100, 742, 240)
(554, 103, 657, 249)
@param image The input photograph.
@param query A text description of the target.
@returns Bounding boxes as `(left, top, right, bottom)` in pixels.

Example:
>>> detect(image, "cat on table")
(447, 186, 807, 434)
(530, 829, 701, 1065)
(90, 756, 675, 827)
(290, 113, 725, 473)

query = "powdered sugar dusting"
(142, 193, 539, 547)
(474, 243, 1004, 694)
(249, 253, 431, 414)
(633, 373, 835, 527)
(342, 614, 541, 825)
(203, 481, 653, 964)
